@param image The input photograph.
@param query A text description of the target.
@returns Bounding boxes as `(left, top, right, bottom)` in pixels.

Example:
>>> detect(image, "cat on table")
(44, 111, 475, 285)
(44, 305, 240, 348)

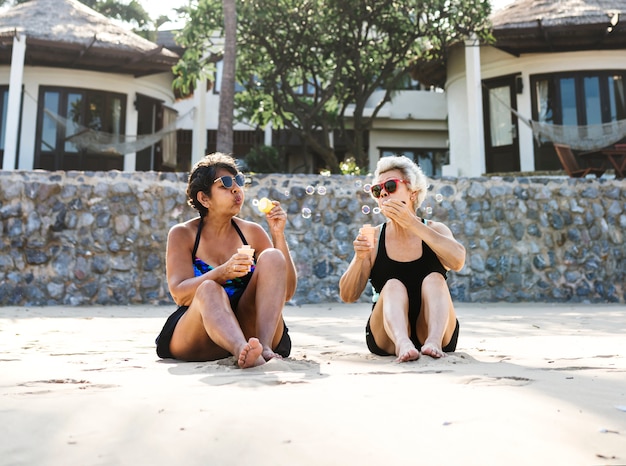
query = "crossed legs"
(168, 248, 287, 368)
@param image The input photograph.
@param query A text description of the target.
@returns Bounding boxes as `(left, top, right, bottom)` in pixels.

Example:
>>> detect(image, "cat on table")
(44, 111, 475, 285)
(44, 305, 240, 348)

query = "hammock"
(490, 88, 626, 152)
(528, 119, 626, 151)
(43, 106, 191, 167)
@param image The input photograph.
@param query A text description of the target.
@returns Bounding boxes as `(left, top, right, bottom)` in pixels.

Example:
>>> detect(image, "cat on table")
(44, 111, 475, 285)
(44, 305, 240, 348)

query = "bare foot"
(421, 342, 446, 359)
(262, 347, 283, 362)
(237, 338, 265, 368)
(395, 340, 420, 363)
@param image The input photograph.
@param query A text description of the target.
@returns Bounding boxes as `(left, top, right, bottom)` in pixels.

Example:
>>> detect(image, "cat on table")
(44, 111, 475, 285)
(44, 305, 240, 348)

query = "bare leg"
(236, 248, 288, 361)
(417, 273, 457, 359)
(169, 281, 266, 367)
(369, 279, 420, 362)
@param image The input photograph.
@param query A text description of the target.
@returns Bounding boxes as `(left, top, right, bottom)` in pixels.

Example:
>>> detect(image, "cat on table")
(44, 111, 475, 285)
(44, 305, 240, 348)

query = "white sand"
(1, 302, 625, 465)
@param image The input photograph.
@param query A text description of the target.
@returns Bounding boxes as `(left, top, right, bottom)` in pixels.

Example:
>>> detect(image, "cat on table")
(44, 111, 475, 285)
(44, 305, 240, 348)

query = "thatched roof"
(491, 0, 626, 55)
(0, 0, 179, 76)
(155, 30, 184, 56)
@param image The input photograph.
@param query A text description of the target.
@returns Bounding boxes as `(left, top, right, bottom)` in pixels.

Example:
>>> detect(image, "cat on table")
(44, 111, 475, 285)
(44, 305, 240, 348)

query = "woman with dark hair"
(339, 156, 465, 362)
(156, 153, 296, 368)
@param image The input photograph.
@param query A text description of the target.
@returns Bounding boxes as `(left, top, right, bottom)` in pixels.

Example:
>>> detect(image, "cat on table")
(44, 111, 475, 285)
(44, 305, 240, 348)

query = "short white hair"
(374, 155, 428, 210)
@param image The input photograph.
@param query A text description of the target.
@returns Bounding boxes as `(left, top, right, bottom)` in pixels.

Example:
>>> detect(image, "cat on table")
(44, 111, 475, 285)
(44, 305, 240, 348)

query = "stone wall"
(0, 170, 624, 306)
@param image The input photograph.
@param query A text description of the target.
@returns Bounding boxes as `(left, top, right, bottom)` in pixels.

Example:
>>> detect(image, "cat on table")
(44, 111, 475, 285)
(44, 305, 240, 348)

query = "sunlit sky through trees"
(139, 0, 516, 31)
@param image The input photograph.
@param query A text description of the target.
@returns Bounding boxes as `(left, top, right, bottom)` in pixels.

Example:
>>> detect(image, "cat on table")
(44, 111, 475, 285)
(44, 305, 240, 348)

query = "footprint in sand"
(459, 375, 533, 386)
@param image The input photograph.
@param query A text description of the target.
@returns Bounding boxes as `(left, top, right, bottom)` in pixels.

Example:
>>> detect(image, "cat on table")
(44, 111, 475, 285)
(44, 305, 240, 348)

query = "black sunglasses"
(370, 178, 408, 198)
(214, 173, 246, 189)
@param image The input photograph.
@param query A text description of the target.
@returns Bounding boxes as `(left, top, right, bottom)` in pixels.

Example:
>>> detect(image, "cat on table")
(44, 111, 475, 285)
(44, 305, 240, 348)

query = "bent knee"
(423, 272, 446, 287)
(421, 272, 449, 297)
(256, 248, 286, 267)
(381, 278, 407, 295)
(195, 280, 224, 301)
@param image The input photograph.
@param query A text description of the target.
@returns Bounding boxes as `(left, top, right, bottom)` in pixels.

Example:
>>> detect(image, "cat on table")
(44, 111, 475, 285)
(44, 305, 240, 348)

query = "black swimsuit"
(155, 218, 291, 359)
(365, 221, 459, 355)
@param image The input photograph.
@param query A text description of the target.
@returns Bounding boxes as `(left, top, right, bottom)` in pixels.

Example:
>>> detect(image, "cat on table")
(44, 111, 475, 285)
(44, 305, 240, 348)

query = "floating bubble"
(305, 186, 315, 195)
(435, 193, 443, 203)
(317, 186, 327, 195)
(424, 206, 433, 216)
(355, 180, 362, 188)
(373, 207, 381, 215)
(361, 205, 371, 215)
(284, 190, 290, 198)
(363, 183, 372, 193)
(301, 208, 312, 219)
(252, 199, 259, 207)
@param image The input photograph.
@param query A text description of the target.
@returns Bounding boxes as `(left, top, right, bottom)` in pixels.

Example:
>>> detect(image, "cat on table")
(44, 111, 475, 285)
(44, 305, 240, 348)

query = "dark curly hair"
(186, 153, 238, 217)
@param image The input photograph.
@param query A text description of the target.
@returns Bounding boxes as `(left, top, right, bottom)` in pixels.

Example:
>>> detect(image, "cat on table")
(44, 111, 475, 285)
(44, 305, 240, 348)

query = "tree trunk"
(217, 0, 236, 154)
(301, 132, 340, 173)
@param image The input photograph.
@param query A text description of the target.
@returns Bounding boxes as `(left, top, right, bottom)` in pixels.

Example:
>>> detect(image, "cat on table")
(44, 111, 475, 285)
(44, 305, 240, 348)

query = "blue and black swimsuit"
(156, 217, 291, 359)
(192, 217, 254, 307)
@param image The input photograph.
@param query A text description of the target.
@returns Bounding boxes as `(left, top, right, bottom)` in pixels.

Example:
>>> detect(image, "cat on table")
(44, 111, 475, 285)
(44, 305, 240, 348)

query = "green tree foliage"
(175, 0, 492, 173)
(244, 145, 286, 173)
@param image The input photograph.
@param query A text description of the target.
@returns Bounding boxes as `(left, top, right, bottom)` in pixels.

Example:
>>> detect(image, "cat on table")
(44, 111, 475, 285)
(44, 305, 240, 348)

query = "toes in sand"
(237, 338, 265, 368)
(395, 341, 420, 363)
(421, 342, 446, 359)
(262, 347, 283, 361)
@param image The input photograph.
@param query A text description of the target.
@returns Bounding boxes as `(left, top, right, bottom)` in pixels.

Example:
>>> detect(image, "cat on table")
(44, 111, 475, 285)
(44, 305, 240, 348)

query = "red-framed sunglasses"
(370, 178, 409, 198)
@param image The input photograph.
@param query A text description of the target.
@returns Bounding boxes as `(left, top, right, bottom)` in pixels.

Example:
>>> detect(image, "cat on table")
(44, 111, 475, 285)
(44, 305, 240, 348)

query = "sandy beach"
(1, 302, 625, 466)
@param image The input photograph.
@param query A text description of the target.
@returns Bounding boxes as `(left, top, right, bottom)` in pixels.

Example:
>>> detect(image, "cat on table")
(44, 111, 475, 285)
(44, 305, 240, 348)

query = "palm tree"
(216, 0, 236, 154)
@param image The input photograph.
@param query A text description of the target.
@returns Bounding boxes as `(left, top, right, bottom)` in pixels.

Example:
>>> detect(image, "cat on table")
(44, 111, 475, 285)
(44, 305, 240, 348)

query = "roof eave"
(0, 36, 178, 77)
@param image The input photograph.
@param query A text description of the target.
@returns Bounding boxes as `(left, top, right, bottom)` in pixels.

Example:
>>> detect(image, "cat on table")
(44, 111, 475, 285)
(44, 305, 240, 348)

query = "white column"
(264, 121, 272, 146)
(3, 34, 26, 170)
(124, 95, 138, 171)
(191, 77, 207, 166)
(464, 34, 485, 176)
(517, 75, 535, 172)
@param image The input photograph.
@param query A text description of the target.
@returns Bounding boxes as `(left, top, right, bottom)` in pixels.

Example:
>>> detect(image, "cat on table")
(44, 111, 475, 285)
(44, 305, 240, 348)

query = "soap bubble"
(305, 186, 315, 195)
(363, 183, 372, 194)
(317, 186, 327, 195)
(252, 199, 259, 207)
(355, 180, 362, 188)
(435, 193, 443, 203)
(301, 208, 312, 219)
(361, 205, 371, 215)
(283, 190, 290, 198)
(424, 206, 433, 216)
(373, 207, 381, 215)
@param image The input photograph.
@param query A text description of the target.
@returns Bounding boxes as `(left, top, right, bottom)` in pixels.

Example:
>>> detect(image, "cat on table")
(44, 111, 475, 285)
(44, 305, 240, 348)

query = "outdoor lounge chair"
(553, 143, 605, 178)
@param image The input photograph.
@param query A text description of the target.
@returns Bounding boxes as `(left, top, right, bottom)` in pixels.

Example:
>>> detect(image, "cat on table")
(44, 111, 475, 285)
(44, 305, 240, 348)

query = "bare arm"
(166, 222, 253, 306)
(419, 221, 466, 271)
(339, 229, 376, 302)
(262, 201, 298, 301)
(381, 200, 466, 271)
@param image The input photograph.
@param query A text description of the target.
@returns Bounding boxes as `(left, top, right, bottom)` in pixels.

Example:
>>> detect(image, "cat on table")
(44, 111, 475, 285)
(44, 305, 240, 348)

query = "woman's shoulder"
(169, 217, 200, 239)
(232, 217, 271, 247)
(232, 216, 264, 232)
(425, 218, 454, 236)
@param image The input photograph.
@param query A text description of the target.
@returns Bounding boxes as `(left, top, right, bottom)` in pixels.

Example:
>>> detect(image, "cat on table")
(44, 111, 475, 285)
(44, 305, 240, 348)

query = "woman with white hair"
(339, 156, 466, 361)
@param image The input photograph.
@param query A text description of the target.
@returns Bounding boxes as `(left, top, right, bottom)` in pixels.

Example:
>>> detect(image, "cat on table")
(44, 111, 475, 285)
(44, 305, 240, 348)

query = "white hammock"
(43, 107, 192, 167)
(492, 88, 626, 151)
